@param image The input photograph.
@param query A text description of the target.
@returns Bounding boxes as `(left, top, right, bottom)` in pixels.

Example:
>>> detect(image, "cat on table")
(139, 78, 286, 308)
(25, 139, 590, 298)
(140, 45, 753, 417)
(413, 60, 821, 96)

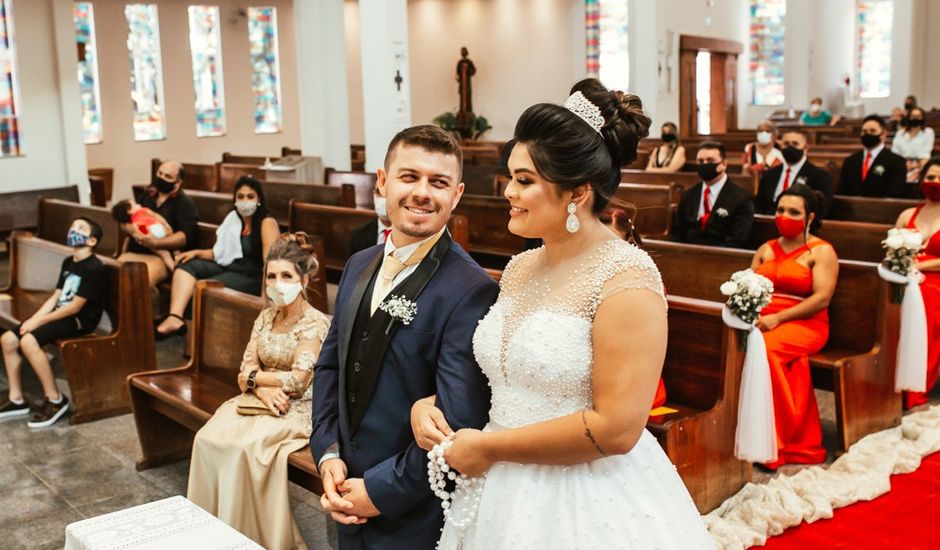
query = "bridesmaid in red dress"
(750, 184, 839, 469)
(897, 157, 940, 410)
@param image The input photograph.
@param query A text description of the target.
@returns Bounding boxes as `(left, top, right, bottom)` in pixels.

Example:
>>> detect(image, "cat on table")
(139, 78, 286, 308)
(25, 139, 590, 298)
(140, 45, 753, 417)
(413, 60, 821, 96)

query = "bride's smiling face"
(505, 143, 571, 240)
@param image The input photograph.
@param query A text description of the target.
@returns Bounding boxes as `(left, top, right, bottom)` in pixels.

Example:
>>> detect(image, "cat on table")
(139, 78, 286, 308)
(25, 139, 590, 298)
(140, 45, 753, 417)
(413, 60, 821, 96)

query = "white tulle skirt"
(437, 424, 715, 550)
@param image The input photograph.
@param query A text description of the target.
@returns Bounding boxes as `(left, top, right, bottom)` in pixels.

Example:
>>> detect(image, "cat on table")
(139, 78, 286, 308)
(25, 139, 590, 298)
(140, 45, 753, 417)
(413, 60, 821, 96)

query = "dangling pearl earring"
(565, 202, 580, 233)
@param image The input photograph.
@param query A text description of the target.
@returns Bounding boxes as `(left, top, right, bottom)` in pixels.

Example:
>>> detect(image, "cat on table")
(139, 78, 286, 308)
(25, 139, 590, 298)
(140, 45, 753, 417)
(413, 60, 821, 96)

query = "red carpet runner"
(758, 451, 940, 549)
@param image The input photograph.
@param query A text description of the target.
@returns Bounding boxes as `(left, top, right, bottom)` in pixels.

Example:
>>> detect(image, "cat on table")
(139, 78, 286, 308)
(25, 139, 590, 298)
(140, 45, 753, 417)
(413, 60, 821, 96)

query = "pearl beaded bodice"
(473, 240, 666, 428)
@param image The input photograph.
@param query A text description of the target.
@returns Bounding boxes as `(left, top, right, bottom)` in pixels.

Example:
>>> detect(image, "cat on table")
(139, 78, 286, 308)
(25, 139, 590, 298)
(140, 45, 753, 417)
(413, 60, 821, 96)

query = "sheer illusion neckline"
(535, 238, 622, 269)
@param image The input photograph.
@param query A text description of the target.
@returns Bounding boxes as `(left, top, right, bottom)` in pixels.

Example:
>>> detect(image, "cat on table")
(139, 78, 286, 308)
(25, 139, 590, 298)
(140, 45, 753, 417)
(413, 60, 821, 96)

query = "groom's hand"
(338, 478, 380, 519)
(320, 458, 365, 525)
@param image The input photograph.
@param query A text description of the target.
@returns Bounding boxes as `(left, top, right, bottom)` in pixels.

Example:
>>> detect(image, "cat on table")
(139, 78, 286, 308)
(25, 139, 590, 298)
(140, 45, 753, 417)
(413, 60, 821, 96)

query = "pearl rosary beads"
(427, 440, 485, 531)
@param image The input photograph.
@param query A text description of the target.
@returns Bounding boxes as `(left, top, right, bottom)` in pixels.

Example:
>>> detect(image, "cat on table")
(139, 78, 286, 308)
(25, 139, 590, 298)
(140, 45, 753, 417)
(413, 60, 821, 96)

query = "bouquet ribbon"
(877, 264, 928, 392)
(721, 306, 778, 463)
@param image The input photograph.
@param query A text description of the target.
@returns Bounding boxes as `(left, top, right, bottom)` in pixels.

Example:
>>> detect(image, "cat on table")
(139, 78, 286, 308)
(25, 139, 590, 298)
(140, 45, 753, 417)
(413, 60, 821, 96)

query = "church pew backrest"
(0, 185, 80, 237)
(263, 181, 356, 227)
(37, 198, 123, 258)
(748, 214, 890, 263)
(619, 169, 754, 199)
(613, 183, 677, 239)
(828, 195, 918, 225)
(217, 163, 267, 194)
(452, 194, 527, 262)
(462, 163, 508, 196)
(185, 189, 234, 226)
(88, 168, 114, 206)
(151, 158, 219, 192)
(221, 153, 276, 165)
(324, 169, 377, 209)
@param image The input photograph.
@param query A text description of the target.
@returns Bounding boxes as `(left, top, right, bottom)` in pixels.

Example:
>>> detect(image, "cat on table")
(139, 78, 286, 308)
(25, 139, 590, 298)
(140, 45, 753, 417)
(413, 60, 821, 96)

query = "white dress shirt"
(891, 128, 936, 160)
(697, 174, 727, 220)
(865, 143, 885, 164)
(773, 156, 807, 202)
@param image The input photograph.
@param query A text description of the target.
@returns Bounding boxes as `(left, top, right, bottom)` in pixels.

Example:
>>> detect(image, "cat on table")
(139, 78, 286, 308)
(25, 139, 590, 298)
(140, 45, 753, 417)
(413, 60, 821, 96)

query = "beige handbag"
(235, 392, 276, 416)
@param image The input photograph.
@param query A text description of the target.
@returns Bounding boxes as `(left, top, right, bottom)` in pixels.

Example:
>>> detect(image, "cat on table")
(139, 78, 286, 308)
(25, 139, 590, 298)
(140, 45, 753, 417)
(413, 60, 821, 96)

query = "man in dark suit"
(671, 141, 754, 248)
(349, 188, 393, 255)
(838, 114, 907, 197)
(312, 126, 498, 549)
(755, 130, 834, 215)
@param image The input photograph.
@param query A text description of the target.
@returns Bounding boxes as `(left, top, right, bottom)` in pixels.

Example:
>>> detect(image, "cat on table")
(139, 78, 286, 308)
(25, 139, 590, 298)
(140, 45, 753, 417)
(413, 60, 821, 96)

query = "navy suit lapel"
(339, 248, 383, 372)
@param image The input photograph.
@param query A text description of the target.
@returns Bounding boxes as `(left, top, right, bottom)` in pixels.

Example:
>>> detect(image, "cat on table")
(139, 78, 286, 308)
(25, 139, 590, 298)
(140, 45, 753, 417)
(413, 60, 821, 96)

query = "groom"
(311, 125, 498, 549)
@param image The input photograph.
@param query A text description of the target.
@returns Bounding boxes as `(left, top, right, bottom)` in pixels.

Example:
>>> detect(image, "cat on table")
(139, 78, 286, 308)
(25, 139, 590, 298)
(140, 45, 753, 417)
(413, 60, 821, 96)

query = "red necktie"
(382, 229, 392, 243)
(700, 186, 712, 230)
(862, 152, 872, 181)
(782, 167, 791, 192)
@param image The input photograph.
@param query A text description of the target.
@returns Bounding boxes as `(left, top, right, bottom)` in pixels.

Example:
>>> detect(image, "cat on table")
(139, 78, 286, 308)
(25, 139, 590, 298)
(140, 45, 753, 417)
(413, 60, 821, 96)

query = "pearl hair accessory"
(427, 439, 485, 532)
(564, 91, 605, 135)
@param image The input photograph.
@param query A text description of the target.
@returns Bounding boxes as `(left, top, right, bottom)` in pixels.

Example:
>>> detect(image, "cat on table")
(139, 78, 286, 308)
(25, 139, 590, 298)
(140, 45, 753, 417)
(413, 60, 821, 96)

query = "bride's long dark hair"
(503, 78, 651, 214)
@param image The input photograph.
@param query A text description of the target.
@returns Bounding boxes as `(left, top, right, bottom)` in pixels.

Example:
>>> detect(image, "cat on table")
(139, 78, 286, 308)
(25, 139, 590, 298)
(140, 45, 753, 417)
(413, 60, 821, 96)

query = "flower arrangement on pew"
(878, 228, 928, 392)
(720, 269, 777, 463)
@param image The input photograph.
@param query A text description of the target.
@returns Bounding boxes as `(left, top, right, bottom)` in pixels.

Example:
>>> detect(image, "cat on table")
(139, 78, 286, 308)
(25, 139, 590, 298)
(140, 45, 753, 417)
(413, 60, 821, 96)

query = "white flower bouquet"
(720, 269, 774, 326)
(882, 228, 923, 277)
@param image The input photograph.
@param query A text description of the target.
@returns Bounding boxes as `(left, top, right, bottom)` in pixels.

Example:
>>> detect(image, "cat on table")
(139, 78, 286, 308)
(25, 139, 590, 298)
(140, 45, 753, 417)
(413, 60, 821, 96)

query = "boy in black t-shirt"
(0, 217, 109, 428)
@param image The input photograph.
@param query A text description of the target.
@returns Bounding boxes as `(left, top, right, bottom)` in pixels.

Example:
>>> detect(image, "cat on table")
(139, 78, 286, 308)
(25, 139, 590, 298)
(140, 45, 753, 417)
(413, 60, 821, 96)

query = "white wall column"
(52, 0, 89, 202)
(359, 0, 411, 172)
(294, 0, 350, 171)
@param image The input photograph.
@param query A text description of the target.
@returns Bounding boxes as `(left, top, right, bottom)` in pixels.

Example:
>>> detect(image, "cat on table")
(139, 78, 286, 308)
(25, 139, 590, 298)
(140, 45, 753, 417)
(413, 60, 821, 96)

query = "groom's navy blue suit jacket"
(311, 238, 497, 549)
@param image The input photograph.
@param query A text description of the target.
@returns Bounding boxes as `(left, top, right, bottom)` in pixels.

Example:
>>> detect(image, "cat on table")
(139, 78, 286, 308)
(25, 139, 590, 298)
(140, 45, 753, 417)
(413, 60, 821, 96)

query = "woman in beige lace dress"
(188, 233, 331, 550)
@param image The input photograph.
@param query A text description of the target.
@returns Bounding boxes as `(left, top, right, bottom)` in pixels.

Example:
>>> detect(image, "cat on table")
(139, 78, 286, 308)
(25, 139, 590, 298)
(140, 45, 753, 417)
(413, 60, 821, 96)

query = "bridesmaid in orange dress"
(897, 157, 940, 410)
(750, 184, 839, 469)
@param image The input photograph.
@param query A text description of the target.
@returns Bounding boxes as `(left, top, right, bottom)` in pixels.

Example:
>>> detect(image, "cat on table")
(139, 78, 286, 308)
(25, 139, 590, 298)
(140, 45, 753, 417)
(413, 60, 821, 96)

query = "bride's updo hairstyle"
(508, 78, 651, 213)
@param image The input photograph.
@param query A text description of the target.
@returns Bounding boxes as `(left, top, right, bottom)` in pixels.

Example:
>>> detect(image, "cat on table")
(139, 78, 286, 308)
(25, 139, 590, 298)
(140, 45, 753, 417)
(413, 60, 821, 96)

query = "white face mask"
(810, 104, 821, 113)
(756, 131, 773, 145)
(374, 196, 388, 219)
(266, 281, 303, 308)
(236, 201, 258, 217)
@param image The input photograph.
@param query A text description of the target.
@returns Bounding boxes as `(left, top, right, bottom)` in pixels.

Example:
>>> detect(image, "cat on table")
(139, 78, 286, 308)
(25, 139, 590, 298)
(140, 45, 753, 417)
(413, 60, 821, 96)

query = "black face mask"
(153, 177, 176, 194)
(697, 162, 721, 182)
(904, 102, 914, 111)
(908, 118, 924, 128)
(781, 146, 804, 165)
(661, 133, 677, 143)
(861, 134, 881, 149)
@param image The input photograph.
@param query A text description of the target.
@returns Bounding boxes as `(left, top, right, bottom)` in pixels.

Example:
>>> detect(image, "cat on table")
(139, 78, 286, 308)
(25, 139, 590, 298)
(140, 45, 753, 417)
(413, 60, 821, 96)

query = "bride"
(411, 79, 714, 549)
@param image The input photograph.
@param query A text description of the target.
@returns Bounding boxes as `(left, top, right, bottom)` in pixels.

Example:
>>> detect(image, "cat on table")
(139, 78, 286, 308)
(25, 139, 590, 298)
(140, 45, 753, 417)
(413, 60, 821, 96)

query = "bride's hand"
(411, 396, 453, 451)
(444, 429, 492, 477)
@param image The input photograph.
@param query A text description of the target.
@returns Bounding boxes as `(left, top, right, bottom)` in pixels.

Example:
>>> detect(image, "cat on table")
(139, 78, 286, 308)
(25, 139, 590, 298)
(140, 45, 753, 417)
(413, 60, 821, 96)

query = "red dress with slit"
(756, 239, 831, 468)
(903, 206, 940, 409)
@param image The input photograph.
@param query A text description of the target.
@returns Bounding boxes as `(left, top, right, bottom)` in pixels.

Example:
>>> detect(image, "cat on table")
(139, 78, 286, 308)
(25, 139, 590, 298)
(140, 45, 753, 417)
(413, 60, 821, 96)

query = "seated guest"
(670, 141, 754, 248)
(111, 198, 176, 273)
(799, 97, 833, 126)
(645, 122, 686, 173)
(0, 218, 109, 428)
(895, 157, 940, 409)
(891, 106, 936, 185)
(839, 114, 907, 197)
(750, 184, 838, 469)
(187, 232, 331, 550)
(755, 130, 834, 216)
(742, 120, 784, 176)
(118, 160, 199, 286)
(154, 176, 279, 339)
(348, 188, 392, 255)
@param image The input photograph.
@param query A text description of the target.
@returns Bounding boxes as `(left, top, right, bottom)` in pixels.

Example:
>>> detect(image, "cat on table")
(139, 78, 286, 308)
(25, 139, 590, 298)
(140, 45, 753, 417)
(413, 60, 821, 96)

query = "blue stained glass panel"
(248, 7, 281, 134)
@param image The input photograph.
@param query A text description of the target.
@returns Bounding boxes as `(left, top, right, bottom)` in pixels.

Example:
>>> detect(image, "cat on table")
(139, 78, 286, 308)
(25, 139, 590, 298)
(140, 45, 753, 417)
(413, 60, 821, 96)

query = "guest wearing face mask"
(0, 218, 108, 428)
(188, 232, 331, 550)
(891, 107, 936, 186)
(895, 158, 940, 409)
(742, 120, 784, 176)
(645, 122, 686, 173)
(750, 184, 838, 470)
(799, 97, 833, 126)
(670, 141, 754, 248)
(119, 160, 199, 286)
(154, 176, 279, 339)
(839, 114, 908, 197)
(349, 187, 393, 255)
(755, 130, 833, 215)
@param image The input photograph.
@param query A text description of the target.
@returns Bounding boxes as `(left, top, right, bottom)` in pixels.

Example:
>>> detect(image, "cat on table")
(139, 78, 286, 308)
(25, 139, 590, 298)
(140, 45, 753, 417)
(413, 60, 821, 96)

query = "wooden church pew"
(0, 185, 80, 242)
(37, 198, 124, 259)
(747, 215, 890, 263)
(828, 195, 918, 225)
(151, 159, 219, 192)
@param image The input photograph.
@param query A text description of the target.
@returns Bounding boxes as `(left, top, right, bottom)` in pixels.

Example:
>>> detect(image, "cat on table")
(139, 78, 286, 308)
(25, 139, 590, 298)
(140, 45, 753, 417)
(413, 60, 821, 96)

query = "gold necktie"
(370, 229, 444, 314)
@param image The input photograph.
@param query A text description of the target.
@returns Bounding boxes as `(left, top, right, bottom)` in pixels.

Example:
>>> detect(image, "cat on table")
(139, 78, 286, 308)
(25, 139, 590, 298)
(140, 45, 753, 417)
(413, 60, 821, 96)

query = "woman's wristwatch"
(246, 370, 258, 391)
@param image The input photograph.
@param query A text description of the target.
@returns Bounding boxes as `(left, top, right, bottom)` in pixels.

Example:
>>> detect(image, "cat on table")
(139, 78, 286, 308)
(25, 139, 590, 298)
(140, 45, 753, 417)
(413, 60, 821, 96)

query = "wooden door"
(678, 35, 742, 137)
(679, 50, 698, 138)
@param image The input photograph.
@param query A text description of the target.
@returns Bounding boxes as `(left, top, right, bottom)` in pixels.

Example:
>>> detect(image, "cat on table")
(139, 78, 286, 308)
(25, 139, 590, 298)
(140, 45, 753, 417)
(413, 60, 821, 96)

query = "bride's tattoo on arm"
(581, 410, 606, 456)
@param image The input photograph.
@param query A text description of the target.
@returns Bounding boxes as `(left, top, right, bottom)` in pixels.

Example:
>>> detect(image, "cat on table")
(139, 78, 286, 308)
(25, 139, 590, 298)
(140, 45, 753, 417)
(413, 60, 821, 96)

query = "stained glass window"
(125, 4, 166, 141)
(748, 0, 785, 106)
(856, 0, 893, 98)
(74, 3, 102, 144)
(248, 7, 281, 134)
(0, 0, 21, 157)
(188, 6, 225, 137)
(586, 0, 629, 91)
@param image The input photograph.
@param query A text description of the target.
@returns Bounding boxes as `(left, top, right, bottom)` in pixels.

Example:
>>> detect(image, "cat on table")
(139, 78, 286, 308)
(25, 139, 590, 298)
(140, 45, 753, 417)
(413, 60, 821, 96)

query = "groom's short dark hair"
(384, 125, 463, 180)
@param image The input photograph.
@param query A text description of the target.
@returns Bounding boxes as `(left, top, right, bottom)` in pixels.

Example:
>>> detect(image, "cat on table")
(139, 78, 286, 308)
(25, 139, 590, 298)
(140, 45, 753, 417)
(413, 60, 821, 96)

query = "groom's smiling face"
(377, 144, 464, 246)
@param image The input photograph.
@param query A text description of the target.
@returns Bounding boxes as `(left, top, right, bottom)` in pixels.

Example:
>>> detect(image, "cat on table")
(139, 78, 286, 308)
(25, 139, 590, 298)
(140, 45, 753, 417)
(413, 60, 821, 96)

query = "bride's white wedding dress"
(438, 240, 714, 549)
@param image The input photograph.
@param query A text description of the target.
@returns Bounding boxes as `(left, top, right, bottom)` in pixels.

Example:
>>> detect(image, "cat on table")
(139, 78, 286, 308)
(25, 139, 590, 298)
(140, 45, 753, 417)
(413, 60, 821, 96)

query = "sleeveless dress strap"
(907, 204, 925, 229)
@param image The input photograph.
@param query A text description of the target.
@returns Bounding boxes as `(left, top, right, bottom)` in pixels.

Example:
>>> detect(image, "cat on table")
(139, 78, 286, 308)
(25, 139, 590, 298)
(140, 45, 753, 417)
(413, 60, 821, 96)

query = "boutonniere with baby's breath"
(796, 176, 807, 185)
(379, 295, 418, 334)
(874, 165, 886, 176)
(716, 207, 729, 218)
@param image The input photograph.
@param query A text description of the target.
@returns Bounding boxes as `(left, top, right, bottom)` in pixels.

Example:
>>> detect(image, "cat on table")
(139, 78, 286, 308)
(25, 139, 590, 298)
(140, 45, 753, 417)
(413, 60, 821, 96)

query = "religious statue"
(456, 47, 476, 115)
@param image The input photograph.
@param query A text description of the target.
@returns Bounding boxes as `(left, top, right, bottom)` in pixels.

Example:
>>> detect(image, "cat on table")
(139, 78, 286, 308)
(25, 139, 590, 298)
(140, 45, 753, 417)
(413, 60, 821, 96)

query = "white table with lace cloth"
(64, 495, 263, 550)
